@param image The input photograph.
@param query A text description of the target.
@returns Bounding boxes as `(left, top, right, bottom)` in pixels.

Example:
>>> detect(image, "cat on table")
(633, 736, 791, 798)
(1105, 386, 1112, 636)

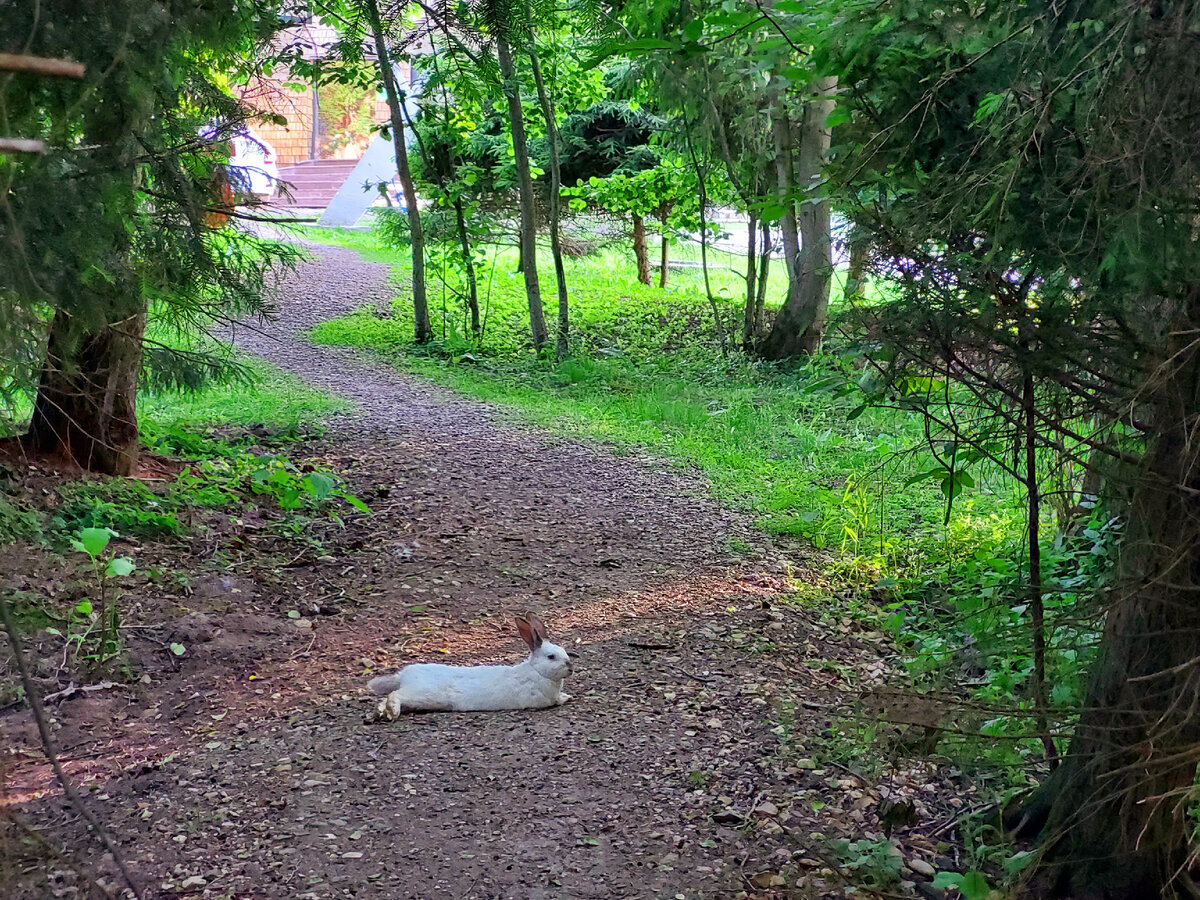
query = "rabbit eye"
(547, 653, 557, 660)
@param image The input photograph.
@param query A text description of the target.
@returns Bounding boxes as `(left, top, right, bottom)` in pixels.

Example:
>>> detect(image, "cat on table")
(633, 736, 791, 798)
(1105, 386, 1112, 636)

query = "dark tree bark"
(632, 214, 651, 285)
(453, 197, 481, 337)
(755, 222, 771, 336)
(495, 36, 548, 351)
(525, 28, 569, 360)
(1022, 370, 1055, 766)
(743, 212, 759, 350)
(27, 306, 145, 475)
(759, 78, 835, 359)
(1012, 286, 1200, 899)
(364, 0, 431, 343)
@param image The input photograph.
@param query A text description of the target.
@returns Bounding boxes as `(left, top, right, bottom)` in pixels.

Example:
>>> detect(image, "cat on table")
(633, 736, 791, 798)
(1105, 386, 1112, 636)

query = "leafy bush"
(54, 480, 183, 538)
(0, 495, 44, 544)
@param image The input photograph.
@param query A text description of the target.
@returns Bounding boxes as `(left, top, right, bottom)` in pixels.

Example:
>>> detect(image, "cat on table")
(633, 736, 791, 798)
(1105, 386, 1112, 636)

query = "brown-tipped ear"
(515, 616, 540, 650)
(528, 612, 549, 644)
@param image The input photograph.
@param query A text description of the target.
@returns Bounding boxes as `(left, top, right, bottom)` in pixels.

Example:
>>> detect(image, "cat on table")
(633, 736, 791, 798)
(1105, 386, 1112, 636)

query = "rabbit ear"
(528, 612, 549, 643)
(515, 615, 541, 650)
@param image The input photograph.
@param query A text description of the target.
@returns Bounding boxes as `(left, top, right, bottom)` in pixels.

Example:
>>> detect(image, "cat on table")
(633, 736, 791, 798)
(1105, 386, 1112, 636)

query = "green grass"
(404, 352, 1022, 573)
(140, 355, 351, 436)
(300, 220, 1109, 785)
(303, 217, 894, 363)
(301, 222, 1023, 585)
(1, 355, 352, 546)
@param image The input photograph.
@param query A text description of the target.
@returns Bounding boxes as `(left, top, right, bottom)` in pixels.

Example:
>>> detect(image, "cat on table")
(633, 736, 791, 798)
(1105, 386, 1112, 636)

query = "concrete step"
(274, 158, 362, 209)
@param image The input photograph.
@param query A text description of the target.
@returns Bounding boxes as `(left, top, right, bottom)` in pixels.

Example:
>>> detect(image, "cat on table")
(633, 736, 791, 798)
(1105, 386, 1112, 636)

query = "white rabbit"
(368, 612, 573, 720)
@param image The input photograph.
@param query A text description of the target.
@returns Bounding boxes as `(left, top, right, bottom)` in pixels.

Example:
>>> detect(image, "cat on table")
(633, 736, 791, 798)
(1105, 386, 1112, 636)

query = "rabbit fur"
(368, 612, 573, 720)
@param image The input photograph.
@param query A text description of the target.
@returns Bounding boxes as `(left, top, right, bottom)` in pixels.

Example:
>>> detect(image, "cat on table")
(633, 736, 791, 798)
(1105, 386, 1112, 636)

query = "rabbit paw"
(377, 692, 405, 722)
(557, 692, 572, 705)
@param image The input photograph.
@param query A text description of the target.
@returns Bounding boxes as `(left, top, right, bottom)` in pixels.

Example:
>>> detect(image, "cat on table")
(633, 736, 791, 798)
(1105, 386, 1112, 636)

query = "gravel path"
(108, 242, 787, 900)
(232, 242, 745, 594)
(0, 240, 962, 900)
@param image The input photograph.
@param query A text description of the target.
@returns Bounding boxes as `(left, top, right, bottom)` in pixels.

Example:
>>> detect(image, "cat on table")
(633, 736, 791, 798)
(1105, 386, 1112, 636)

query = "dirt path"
(3, 244, 915, 900)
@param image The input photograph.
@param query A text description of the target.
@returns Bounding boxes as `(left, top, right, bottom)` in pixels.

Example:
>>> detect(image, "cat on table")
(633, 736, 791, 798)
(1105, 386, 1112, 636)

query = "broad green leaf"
(75, 599, 93, 616)
(169, 642, 186, 656)
(337, 491, 372, 514)
(905, 467, 948, 487)
(303, 472, 336, 500)
(77, 527, 114, 557)
(278, 488, 302, 509)
(931, 873, 963, 889)
(959, 871, 991, 900)
(940, 469, 976, 500)
(106, 557, 135, 577)
(825, 106, 852, 129)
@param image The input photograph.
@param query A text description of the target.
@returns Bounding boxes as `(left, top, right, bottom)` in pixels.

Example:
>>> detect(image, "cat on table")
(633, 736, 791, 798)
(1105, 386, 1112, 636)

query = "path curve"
(234, 241, 746, 595)
(220, 244, 773, 899)
(10, 243, 814, 900)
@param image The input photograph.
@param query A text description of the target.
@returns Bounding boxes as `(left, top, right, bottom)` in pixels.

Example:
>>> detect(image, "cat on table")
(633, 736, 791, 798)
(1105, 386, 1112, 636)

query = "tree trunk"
(743, 212, 759, 351)
(453, 197, 481, 338)
(658, 207, 670, 288)
(525, 27, 569, 360)
(685, 131, 728, 357)
(756, 222, 771, 335)
(27, 306, 146, 475)
(844, 240, 867, 303)
(495, 36, 548, 351)
(1023, 371, 1056, 766)
(632, 214, 650, 285)
(759, 78, 835, 359)
(365, 0, 431, 343)
(1012, 286, 1200, 899)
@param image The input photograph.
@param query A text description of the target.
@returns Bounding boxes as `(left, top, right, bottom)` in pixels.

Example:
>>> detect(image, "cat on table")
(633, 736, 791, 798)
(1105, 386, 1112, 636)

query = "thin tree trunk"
(1023, 371, 1056, 766)
(427, 43, 479, 339)
(632, 214, 650, 284)
(756, 221, 771, 334)
(759, 78, 836, 359)
(365, 0, 431, 343)
(793, 79, 835, 346)
(27, 305, 145, 475)
(495, 36, 547, 351)
(844, 241, 867, 303)
(658, 206, 670, 288)
(685, 129, 728, 356)
(454, 197, 480, 337)
(743, 212, 759, 351)
(1012, 286, 1200, 899)
(525, 27, 569, 360)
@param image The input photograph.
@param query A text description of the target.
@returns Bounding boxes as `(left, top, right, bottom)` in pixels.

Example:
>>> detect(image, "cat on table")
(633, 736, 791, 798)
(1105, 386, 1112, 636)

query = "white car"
(227, 129, 279, 199)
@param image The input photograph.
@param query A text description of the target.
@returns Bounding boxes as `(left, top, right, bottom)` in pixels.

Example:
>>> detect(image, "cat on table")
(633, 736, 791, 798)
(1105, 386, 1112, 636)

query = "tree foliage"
(1, 0, 298, 472)
(822, 1, 1200, 894)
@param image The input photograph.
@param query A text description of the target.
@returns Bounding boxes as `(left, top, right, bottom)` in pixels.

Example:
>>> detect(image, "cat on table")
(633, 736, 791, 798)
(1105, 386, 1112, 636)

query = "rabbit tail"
(368, 673, 404, 695)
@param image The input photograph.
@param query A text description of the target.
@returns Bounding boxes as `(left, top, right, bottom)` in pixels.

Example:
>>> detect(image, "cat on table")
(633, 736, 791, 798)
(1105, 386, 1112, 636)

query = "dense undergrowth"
(304, 221, 1111, 806)
(0, 358, 354, 547)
